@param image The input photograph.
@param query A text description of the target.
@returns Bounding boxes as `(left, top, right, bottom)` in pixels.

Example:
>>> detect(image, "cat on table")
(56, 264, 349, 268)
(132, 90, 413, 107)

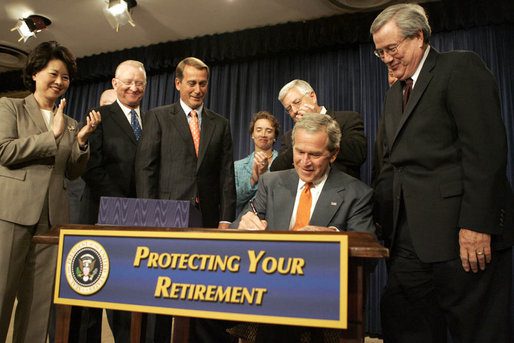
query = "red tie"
(402, 78, 413, 112)
(292, 183, 312, 231)
(189, 110, 200, 156)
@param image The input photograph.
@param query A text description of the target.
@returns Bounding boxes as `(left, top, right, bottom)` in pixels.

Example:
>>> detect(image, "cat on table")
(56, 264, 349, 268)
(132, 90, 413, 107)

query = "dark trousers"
(68, 307, 102, 343)
(150, 316, 235, 343)
(151, 314, 171, 343)
(189, 318, 237, 343)
(381, 212, 512, 343)
(107, 310, 132, 342)
(254, 324, 338, 343)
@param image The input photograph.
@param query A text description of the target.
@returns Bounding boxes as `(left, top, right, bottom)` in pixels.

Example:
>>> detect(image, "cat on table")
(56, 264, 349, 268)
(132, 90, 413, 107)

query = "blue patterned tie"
(130, 109, 142, 141)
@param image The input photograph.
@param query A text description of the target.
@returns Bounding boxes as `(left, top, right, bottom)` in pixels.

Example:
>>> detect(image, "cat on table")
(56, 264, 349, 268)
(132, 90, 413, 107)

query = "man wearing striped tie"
(136, 57, 237, 343)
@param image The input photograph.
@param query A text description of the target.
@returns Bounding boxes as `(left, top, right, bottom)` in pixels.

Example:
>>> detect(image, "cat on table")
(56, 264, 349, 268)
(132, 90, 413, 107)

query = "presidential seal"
(65, 240, 110, 295)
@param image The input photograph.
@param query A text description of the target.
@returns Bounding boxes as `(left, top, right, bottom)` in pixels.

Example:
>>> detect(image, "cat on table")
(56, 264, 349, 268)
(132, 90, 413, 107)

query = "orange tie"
(292, 183, 312, 231)
(189, 110, 200, 156)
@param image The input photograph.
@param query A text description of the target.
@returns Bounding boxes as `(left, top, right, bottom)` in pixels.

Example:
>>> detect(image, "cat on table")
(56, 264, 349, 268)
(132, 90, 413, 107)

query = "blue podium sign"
(54, 229, 349, 329)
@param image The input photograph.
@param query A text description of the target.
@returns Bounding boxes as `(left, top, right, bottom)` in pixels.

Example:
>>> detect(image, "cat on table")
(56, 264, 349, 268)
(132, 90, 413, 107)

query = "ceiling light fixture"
(327, 0, 395, 11)
(10, 15, 52, 43)
(104, 0, 137, 32)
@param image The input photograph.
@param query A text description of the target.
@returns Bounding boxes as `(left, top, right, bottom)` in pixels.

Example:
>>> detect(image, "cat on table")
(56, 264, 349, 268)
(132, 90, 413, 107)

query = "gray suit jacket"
(0, 94, 89, 226)
(236, 167, 375, 233)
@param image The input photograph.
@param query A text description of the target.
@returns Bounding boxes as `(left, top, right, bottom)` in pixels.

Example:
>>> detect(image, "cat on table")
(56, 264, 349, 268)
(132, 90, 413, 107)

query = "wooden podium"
(35, 225, 387, 343)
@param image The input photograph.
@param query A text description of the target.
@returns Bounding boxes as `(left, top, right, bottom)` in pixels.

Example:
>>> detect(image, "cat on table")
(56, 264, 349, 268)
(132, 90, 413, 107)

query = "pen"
(249, 199, 266, 221)
(249, 199, 258, 215)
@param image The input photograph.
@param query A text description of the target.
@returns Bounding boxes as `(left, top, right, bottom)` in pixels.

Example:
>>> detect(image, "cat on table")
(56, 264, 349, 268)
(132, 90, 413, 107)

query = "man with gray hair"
(371, 3, 513, 342)
(238, 113, 374, 233)
(270, 79, 366, 179)
(78, 59, 147, 342)
(81, 60, 147, 226)
(235, 113, 374, 341)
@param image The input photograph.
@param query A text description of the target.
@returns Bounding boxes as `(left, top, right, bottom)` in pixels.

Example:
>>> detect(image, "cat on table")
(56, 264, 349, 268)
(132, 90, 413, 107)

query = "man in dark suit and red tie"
(270, 79, 366, 179)
(371, 4, 514, 343)
(78, 59, 147, 342)
(136, 57, 236, 343)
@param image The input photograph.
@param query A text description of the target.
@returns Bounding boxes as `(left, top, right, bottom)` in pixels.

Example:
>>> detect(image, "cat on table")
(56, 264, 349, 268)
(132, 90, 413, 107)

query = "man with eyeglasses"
(371, 4, 513, 343)
(77, 60, 147, 342)
(270, 79, 366, 179)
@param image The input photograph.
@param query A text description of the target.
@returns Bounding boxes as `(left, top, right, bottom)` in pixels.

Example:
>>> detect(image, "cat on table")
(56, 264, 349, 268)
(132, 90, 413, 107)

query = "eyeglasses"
(285, 93, 308, 114)
(116, 78, 146, 88)
(373, 37, 407, 59)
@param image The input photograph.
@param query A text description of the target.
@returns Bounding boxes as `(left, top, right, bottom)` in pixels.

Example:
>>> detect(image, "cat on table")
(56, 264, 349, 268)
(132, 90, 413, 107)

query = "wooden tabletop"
(34, 224, 388, 259)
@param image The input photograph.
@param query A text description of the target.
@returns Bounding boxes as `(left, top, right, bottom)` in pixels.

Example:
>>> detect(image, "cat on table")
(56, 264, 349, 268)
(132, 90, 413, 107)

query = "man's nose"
(382, 52, 394, 64)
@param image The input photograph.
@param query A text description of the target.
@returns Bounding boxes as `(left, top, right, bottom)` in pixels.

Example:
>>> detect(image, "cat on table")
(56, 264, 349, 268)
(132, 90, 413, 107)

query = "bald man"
(79, 60, 147, 342)
(99, 88, 117, 106)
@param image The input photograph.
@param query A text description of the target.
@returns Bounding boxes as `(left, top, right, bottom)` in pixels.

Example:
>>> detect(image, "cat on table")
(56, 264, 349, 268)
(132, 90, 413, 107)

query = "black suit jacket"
(80, 101, 142, 224)
(135, 102, 236, 228)
(270, 110, 366, 178)
(374, 48, 514, 262)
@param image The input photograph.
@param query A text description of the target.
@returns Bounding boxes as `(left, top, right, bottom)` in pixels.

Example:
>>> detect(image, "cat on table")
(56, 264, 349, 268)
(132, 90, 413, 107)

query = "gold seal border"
(65, 239, 110, 296)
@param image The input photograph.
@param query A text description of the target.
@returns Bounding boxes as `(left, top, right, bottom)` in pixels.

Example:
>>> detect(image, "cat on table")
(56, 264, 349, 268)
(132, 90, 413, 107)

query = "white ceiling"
(0, 0, 415, 72)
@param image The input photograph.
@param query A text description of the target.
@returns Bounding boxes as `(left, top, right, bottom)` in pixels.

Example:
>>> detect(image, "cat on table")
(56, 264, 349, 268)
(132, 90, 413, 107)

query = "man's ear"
(330, 148, 339, 163)
(308, 91, 318, 104)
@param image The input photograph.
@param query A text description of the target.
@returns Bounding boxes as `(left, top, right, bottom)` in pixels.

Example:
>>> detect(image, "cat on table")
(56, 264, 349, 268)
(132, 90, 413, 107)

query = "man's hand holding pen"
(238, 200, 267, 230)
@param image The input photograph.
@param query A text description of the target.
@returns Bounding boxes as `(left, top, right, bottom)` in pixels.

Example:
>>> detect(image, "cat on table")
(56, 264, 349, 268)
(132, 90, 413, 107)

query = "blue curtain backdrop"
(0, 0, 506, 336)
(63, 23, 514, 187)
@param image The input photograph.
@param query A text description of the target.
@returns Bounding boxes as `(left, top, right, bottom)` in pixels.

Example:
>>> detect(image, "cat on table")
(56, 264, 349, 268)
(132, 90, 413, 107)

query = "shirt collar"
(116, 99, 140, 116)
(411, 45, 430, 87)
(298, 166, 330, 190)
(180, 99, 204, 117)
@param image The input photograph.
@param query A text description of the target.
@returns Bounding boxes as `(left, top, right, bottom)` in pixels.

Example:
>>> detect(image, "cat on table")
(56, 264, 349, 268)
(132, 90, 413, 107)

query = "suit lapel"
(24, 94, 49, 133)
(273, 170, 298, 230)
(390, 48, 438, 148)
(310, 168, 345, 226)
(197, 109, 215, 169)
(384, 82, 403, 149)
(109, 102, 137, 144)
(169, 103, 198, 160)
